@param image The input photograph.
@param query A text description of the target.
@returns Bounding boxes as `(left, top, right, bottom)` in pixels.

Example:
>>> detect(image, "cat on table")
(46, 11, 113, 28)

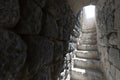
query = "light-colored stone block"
(110, 65, 116, 80)
(116, 68, 120, 80)
(109, 48, 120, 67)
(109, 33, 118, 46)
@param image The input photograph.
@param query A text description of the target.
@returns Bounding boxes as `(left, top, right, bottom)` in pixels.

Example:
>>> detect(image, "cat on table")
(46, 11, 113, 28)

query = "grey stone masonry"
(96, 0, 120, 80)
(0, 0, 78, 80)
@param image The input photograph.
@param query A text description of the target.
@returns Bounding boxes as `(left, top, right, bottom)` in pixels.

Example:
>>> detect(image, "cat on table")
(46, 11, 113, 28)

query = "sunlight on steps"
(66, 4, 104, 80)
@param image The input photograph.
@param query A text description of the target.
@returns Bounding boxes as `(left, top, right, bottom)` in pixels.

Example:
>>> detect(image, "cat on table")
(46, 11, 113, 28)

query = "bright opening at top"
(84, 5, 95, 19)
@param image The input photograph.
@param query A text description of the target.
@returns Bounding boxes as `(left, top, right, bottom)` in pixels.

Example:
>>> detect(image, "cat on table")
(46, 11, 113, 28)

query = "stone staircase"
(70, 30, 104, 80)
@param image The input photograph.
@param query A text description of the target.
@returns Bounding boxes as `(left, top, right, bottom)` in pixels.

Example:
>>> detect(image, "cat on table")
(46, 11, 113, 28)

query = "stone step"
(77, 44, 97, 51)
(71, 68, 103, 80)
(81, 32, 97, 38)
(79, 39, 97, 44)
(73, 58, 100, 70)
(82, 28, 96, 33)
(80, 36, 96, 41)
(73, 50, 99, 59)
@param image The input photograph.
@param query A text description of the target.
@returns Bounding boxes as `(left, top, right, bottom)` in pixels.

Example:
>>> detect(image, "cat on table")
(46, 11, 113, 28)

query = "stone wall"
(0, 0, 79, 80)
(67, 0, 98, 15)
(96, 0, 120, 80)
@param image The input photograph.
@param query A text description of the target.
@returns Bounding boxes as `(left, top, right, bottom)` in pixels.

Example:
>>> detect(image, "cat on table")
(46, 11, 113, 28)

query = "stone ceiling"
(67, 0, 98, 15)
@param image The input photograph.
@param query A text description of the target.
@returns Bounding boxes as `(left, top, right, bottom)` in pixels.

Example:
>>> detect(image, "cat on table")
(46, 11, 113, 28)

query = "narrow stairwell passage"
(68, 5, 104, 80)
(70, 29, 104, 80)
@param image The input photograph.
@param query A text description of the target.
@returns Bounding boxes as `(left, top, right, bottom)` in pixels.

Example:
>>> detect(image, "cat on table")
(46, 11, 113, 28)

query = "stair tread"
(79, 39, 97, 42)
(73, 57, 99, 61)
(75, 50, 98, 52)
(78, 44, 97, 46)
(74, 50, 98, 52)
(71, 68, 102, 75)
(73, 50, 99, 59)
(71, 68, 103, 80)
(82, 29, 96, 33)
(72, 58, 100, 70)
(77, 44, 97, 51)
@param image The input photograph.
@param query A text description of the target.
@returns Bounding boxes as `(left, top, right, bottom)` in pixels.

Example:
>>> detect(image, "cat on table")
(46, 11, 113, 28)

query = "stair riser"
(71, 70, 103, 80)
(80, 36, 96, 40)
(75, 51, 99, 59)
(73, 59, 100, 70)
(81, 32, 97, 38)
(79, 39, 97, 44)
(77, 45, 97, 51)
(82, 28, 96, 33)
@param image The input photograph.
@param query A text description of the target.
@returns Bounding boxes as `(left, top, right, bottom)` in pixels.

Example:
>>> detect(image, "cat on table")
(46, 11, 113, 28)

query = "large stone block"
(30, 66, 51, 80)
(115, 1, 120, 49)
(98, 36, 108, 46)
(116, 68, 120, 80)
(96, 0, 116, 35)
(105, 61, 111, 74)
(40, 14, 58, 39)
(23, 36, 54, 79)
(117, 27, 120, 49)
(109, 48, 120, 69)
(0, 30, 27, 80)
(63, 27, 71, 41)
(54, 41, 64, 61)
(0, 0, 19, 28)
(110, 65, 116, 80)
(14, 0, 42, 34)
(56, 19, 64, 40)
(100, 47, 108, 63)
(45, 0, 60, 20)
(34, 0, 46, 8)
(108, 33, 118, 46)
(52, 41, 64, 79)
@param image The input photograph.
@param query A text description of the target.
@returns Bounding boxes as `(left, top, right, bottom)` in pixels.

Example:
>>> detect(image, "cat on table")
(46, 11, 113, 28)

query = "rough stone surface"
(96, 0, 116, 36)
(110, 65, 116, 80)
(0, 0, 19, 28)
(117, 27, 120, 48)
(109, 33, 118, 45)
(0, 30, 27, 80)
(52, 41, 64, 79)
(40, 14, 58, 39)
(109, 48, 120, 68)
(96, 0, 120, 80)
(14, 0, 42, 35)
(34, 0, 46, 8)
(115, 0, 120, 49)
(0, 0, 78, 79)
(116, 68, 120, 80)
(23, 36, 54, 78)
